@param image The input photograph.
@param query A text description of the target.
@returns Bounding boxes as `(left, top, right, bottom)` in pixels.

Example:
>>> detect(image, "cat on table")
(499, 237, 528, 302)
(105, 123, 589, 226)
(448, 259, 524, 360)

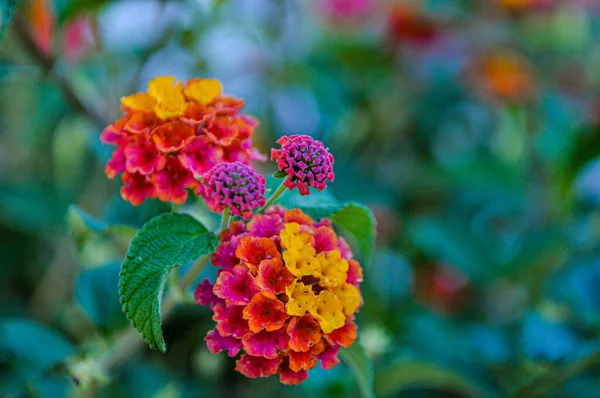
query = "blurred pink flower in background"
(319, 0, 375, 21)
(63, 16, 96, 63)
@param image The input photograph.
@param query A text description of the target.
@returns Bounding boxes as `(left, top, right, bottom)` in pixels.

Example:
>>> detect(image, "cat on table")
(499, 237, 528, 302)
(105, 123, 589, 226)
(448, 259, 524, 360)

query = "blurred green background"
(2, 0, 600, 397)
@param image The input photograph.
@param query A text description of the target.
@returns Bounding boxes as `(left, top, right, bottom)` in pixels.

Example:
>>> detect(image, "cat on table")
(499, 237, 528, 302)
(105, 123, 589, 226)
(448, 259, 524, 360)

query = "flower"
(318, 0, 375, 23)
(101, 76, 264, 205)
(476, 51, 533, 102)
(387, 3, 440, 47)
(199, 162, 266, 220)
(198, 208, 363, 384)
(271, 135, 335, 195)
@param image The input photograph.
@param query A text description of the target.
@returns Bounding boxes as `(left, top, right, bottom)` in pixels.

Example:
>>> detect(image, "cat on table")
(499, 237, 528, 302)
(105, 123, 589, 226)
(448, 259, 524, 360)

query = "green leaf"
(273, 170, 287, 179)
(75, 262, 128, 332)
(1, 0, 18, 38)
(339, 342, 375, 398)
(66, 204, 137, 252)
(374, 362, 491, 397)
(104, 195, 171, 229)
(119, 212, 219, 352)
(299, 202, 376, 260)
(0, 319, 75, 397)
(0, 319, 74, 371)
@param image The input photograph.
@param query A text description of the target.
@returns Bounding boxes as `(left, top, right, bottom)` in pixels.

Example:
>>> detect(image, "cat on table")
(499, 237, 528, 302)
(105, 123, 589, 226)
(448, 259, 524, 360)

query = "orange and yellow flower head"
(195, 207, 363, 385)
(101, 76, 264, 205)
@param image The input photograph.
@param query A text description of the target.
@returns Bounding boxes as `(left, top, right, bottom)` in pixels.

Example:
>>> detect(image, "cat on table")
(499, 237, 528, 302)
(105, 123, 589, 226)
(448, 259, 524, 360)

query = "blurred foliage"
(1, 0, 600, 397)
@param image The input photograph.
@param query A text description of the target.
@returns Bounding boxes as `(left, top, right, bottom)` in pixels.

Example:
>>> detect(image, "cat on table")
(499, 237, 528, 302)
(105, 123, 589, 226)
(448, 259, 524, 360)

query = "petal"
(121, 92, 156, 112)
(242, 292, 289, 333)
(235, 354, 281, 378)
(120, 171, 155, 206)
(205, 329, 243, 357)
(318, 344, 340, 370)
(330, 283, 361, 316)
(213, 266, 259, 305)
(194, 278, 218, 306)
(316, 250, 348, 288)
(213, 302, 251, 338)
(247, 214, 285, 239)
(287, 315, 322, 352)
(309, 291, 345, 334)
(284, 209, 313, 227)
(285, 281, 316, 316)
(313, 226, 338, 253)
(235, 236, 281, 275)
(151, 120, 196, 153)
(256, 259, 295, 295)
(279, 358, 308, 385)
(242, 328, 289, 359)
(288, 340, 325, 372)
(184, 78, 223, 105)
(325, 320, 357, 348)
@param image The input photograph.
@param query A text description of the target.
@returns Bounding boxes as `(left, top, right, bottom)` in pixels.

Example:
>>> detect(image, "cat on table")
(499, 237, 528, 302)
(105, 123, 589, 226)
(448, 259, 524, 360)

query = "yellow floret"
(147, 76, 187, 119)
(184, 78, 223, 105)
(280, 222, 312, 250)
(315, 250, 348, 287)
(285, 281, 315, 316)
(330, 283, 361, 316)
(120, 92, 156, 112)
(309, 290, 345, 333)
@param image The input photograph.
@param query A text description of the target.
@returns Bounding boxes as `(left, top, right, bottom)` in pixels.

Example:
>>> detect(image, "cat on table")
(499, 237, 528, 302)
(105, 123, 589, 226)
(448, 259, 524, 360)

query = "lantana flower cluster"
(195, 207, 363, 384)
(101, 76, 263, 205)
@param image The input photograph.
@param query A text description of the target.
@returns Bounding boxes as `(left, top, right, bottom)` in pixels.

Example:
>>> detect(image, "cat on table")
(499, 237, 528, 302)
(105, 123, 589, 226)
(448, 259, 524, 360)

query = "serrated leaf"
(1, 0, 18, 38)
(374, 362, 491, 397)
(340, 342, 375, 398)
(119, 212, 219, 352)
(299, 202, 376, 260)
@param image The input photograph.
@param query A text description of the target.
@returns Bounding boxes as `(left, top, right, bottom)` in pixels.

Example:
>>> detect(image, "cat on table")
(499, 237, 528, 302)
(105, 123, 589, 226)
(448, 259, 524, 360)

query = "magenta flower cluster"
(199, 162, 266, 220)
(271, 134, 335, 196)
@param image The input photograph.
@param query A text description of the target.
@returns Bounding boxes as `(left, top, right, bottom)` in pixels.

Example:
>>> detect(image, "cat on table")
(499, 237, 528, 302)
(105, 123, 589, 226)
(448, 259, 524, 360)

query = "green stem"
(179, 255, 211, 291)
(171, 203, 180, 212)
(259, 180, 287, 214)
(220, 207, 230, 231)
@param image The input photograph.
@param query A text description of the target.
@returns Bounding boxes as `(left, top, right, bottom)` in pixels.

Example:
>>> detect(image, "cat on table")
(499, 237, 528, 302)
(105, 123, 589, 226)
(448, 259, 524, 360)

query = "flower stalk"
(259, 180, 287, 214)
(220, 207, 231, 231)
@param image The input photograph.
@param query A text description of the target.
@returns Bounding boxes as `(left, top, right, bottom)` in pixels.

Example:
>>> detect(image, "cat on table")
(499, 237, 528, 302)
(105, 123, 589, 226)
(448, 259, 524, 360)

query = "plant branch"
(12, 15, 108, 127)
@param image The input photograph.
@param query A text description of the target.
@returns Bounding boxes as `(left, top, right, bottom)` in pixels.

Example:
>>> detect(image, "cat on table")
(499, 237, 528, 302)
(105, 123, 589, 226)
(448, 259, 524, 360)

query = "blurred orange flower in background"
(28, 0, 54, 54)
(476, 50, 534, 103)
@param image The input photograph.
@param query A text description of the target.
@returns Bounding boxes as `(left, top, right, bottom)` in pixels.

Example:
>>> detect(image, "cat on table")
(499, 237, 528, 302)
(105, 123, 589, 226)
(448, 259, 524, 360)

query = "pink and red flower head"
(271, 134, 335, 196)
(199, 162, 266, 220)
(197, 208, 363, 385)
(101, 76, 263, 205)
